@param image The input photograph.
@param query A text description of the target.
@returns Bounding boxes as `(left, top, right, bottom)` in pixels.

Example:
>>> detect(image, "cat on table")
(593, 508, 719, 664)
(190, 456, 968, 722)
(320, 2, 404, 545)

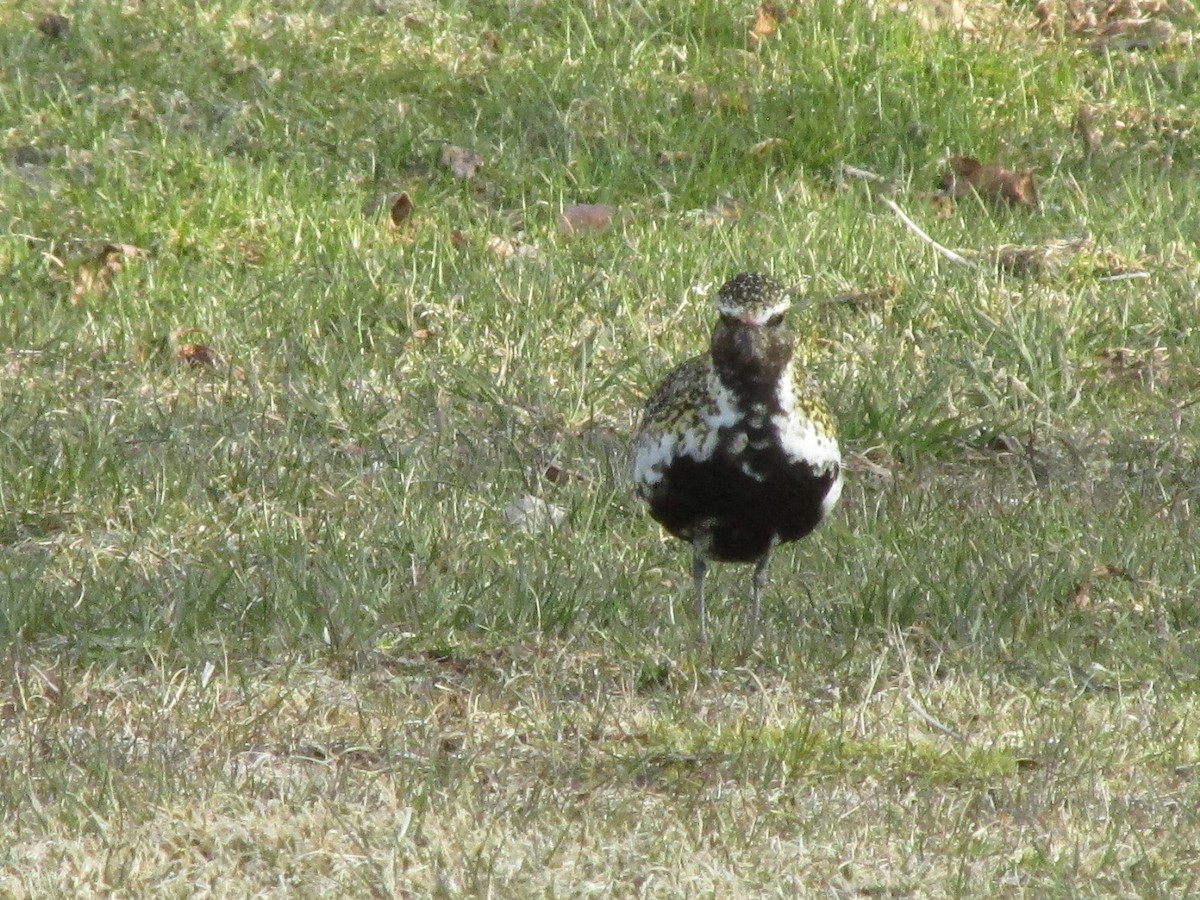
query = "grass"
(2, 0, 1200, 894)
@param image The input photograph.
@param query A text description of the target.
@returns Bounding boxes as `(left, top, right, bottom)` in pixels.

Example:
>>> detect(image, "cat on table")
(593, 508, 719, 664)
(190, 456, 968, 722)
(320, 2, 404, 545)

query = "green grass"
(3, 0, 1200, 894)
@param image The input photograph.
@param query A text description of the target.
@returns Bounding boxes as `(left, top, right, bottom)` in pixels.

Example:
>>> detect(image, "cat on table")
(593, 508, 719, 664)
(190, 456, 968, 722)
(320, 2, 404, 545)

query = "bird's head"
(709, 272, 797, 394)
(713, 272, 791, 327)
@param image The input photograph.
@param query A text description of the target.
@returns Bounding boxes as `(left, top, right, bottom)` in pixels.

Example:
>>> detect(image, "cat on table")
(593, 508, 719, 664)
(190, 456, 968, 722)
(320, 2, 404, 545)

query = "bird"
(632, 272, 842, 642)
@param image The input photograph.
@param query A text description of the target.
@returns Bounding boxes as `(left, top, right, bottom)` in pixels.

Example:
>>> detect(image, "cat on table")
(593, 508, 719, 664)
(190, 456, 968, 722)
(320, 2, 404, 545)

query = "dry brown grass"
(2, 642, 1197, 897)
(4, 0, 1200, 894)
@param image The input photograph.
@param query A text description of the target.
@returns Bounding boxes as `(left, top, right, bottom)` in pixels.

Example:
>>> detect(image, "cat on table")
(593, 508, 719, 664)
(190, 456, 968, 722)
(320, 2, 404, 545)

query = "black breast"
(645, 442, 839, 563)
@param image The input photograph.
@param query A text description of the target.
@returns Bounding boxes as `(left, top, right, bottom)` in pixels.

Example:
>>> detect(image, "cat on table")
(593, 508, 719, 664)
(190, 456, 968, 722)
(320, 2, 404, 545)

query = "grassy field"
(3, 0, 1200, 894)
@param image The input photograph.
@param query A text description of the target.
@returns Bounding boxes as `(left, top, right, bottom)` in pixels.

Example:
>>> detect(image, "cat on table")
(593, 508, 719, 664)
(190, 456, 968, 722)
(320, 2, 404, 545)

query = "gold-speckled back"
(790, 365, 838, 441)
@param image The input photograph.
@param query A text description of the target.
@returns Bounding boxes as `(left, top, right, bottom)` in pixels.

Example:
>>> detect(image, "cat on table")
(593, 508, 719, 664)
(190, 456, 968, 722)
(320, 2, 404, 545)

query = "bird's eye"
(765, 312, 785, 327)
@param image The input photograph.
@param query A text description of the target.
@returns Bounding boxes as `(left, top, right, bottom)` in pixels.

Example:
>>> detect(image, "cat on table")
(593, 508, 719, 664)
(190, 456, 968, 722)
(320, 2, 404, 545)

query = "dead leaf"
(37, 13, 69, 38)
(994, 237, 1094, 277)
(543, 462, 587, 485)
(688, 84, 712, 109)
(390, 192, 413, 227)
(237, 239, 265, 266)
(749, 138, 786, 156)
(1093, 17, 1175, 50)
(1034, 0, 1056, 33)
(70, 269, 103, 306)
(103, 242, 146, 260)
(749, 3, 782, 45)
(894, 186, 955, 218)
(1097, 563, 1132, 581)
(480, 30, 501, 52)
(1074, 562, 1135, 609)
(940, 156, 1039, 209)
(557, 203, 616, 236)
(1036, 0, 1183, 50)
(689, 83, 751, 112)
(1097, 346, 1168, 386)
(995, 237, 1138, 280)
(927, 192, 957, 218)
(361, 191, 413, 224)
(1073, 577, 1092, 608)
(449, 229, 470, 249)
(485, 235, 537, 261)
(7, 145, 51, 167)
(696, 197, 747, 226)
(174, 343, 218, 368)
(986, 434, 1023, 455)
(440, 144, 485, 179)
(486, 235, 518, 259)
(70, 243, 147, 306)
(1074, 105, 1102, 152)
(718, 89, 751, 113)
(657, 150, 691, 164)
(889, 0, 977, 34)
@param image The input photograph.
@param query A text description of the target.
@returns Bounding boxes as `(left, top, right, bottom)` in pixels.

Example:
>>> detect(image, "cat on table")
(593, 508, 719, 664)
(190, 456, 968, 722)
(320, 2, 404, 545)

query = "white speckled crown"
(713, 272, 791, 324)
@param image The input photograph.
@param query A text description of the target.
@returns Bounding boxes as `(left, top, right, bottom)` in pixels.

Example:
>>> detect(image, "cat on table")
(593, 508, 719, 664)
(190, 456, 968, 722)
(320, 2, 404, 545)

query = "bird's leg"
(748, 547, 773, 644)
(691, 549, 709, 643)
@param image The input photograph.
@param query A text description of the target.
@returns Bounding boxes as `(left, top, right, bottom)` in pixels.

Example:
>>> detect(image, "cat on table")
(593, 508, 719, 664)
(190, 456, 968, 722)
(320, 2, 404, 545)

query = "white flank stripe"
(821, 469, 844, 516)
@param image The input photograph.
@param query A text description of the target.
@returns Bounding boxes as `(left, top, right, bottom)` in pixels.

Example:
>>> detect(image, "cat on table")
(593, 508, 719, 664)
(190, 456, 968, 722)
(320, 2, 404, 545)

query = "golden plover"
(632, 272, 842, 641)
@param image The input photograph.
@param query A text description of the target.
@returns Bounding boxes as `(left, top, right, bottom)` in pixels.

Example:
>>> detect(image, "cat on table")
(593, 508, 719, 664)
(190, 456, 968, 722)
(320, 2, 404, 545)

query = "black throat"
(709, 320, 794, 405)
